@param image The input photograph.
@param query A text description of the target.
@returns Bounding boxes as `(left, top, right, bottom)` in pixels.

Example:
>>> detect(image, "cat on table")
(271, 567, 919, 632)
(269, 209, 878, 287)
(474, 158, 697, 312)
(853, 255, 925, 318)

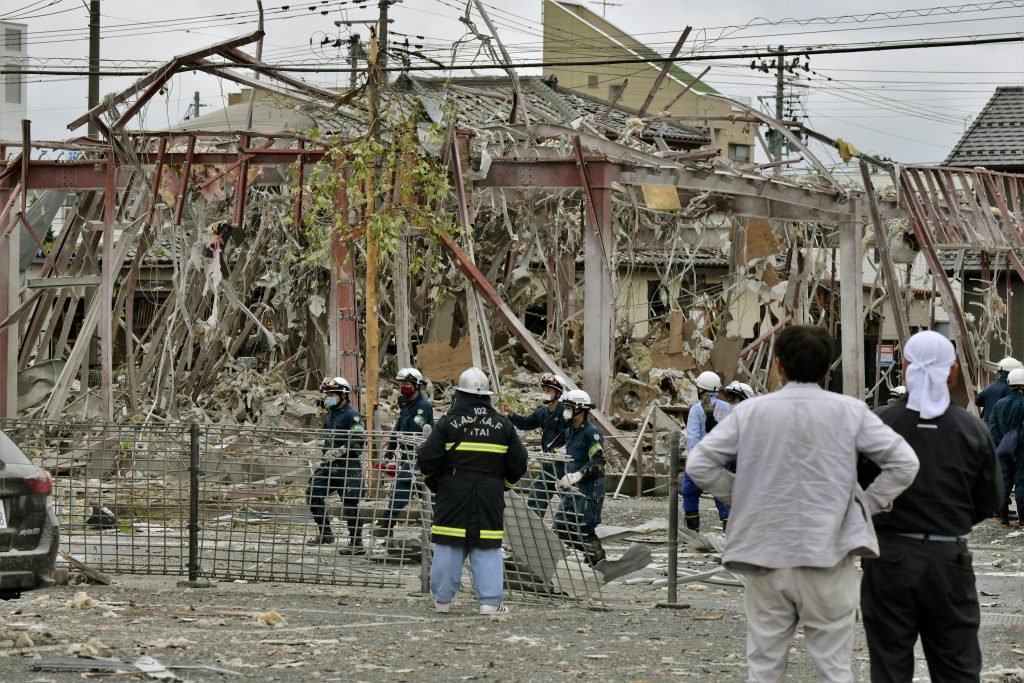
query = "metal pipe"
(188, 422, 200, 583)
(667, 430, 681, 605)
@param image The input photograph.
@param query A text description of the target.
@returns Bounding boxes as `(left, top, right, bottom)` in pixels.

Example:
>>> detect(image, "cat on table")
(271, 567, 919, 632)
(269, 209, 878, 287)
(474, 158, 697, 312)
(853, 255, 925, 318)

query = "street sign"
(879, 344, 894, 368)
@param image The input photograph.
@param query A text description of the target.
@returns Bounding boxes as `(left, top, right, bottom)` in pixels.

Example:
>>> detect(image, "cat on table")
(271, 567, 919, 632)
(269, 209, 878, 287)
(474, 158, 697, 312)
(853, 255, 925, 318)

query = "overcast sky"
(6, 0, 1024, 165)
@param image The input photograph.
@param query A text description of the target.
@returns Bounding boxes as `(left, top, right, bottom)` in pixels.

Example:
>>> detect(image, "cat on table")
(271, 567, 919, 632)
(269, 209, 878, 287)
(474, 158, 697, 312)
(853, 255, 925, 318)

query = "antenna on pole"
(588, 0, 622, 16)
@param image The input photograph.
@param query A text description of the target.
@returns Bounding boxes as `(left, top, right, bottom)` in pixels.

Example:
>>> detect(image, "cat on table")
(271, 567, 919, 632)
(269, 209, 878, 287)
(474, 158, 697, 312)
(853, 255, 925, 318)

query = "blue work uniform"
(383, 391, 434, 523)
(553, 419, 606, 562)
(681, 396, 732, 529)
(510, 402, 571, 517)
(308, 402, 366, 537)
(989, 390, 1024, 517)
(978, 372, 1012, 425)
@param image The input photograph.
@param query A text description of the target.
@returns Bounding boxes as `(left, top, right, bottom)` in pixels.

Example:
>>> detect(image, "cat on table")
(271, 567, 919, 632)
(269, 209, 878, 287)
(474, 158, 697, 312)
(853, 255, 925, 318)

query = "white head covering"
(904, 331, 956, 419)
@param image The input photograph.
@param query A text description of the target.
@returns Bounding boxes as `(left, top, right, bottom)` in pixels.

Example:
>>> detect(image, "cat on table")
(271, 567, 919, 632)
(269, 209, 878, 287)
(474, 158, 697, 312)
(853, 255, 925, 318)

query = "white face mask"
(563, 408, 574, 421)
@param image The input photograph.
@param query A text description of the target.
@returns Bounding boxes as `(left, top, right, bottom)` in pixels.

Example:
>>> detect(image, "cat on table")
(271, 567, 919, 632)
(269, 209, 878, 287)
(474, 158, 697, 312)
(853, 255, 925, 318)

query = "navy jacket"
(509, 402, 570, 451)
(989, 391, 1024, 459)
(563, 419, 605, 480)
(977, 373, 1011, 422)
(394, 392, 434, 434)
(323, 402, 366, 453)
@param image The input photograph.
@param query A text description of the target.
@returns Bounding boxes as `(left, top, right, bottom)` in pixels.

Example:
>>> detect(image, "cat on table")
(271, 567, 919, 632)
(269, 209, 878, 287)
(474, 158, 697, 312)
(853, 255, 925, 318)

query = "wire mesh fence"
(1, 420, 606, 603)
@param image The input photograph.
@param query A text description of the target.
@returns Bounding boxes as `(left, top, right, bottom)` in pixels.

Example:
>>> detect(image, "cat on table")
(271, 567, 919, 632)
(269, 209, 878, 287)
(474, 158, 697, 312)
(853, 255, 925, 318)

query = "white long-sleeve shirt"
(686, 381, 919, 572)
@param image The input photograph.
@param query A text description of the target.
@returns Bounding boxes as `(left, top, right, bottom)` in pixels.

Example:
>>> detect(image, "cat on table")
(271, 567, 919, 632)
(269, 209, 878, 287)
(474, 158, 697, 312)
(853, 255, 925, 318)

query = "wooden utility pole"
(88, 1, 100, 139)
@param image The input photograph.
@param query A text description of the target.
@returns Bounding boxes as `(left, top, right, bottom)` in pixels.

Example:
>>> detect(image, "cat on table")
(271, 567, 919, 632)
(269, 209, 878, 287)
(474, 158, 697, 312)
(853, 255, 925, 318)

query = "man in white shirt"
(686, 325, 919, 683)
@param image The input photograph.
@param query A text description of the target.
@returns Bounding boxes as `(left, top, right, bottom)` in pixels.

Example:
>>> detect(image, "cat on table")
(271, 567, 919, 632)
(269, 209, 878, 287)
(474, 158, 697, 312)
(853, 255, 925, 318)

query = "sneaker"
(479, 604, 509, 615)
(306, 533, 335, 545)
(433, 601, 451, 613)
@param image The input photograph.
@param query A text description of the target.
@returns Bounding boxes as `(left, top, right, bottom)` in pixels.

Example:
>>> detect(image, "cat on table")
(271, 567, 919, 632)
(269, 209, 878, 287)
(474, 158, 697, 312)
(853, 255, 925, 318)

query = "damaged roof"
(170, 75, 709, 147)
(945, 86, 1024, 169)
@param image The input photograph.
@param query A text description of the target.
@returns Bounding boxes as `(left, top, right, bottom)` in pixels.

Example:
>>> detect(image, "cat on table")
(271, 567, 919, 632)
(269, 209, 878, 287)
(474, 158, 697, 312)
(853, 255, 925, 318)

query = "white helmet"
(397, 367, 426, 386)
(695, 371, 722, 393)
(322, 376, 352, 394)
(999, 357, 1023, 372)
(456, 367, 492, 395)
(540, 372, 567, 395)
(890, 385, 907, 398)
(1008, 369, 1024, 387)
(561, 389, 595, 411)
(725, 381, 754, 400)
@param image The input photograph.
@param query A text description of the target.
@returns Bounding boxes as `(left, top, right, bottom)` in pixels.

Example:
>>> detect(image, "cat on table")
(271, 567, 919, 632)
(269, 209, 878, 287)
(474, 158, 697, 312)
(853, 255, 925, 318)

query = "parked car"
(0, 429, 59, 600)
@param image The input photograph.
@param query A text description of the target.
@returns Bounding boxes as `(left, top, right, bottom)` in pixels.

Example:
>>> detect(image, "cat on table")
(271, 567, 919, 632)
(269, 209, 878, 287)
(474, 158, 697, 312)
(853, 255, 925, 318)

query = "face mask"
(326, 396, 339, 408)
(400, 386, 415, 398)
(563, 408, 574, 421)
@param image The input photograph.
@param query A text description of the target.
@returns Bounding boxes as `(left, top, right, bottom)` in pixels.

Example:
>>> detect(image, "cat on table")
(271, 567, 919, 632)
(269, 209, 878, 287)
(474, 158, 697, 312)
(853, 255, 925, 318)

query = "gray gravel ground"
(0, 496, 1022, 682)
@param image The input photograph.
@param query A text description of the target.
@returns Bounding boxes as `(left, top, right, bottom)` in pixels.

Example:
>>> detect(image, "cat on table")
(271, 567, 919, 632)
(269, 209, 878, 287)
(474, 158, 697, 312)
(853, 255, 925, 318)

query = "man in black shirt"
(861, 331, 1002, 683)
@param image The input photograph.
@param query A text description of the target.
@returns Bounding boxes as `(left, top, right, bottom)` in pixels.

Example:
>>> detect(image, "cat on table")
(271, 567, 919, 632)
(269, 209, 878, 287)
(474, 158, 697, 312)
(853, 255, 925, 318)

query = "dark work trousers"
(861, 534, 981, 683)
(525, 460, 566, 518)
(308, 458, 363, 538)
(998, 451, 1017, 510)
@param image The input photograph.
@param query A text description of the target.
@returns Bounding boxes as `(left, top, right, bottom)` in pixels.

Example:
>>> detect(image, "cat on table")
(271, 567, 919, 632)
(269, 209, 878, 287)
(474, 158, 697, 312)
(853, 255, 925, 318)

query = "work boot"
(582, 536, 606, 567)
(372, 519, 394, 538)
(684, 513, 701, 532)
(1000, 504, 1011, 528)
(338, 537, 365, 555)
(306, 529, 335, 545)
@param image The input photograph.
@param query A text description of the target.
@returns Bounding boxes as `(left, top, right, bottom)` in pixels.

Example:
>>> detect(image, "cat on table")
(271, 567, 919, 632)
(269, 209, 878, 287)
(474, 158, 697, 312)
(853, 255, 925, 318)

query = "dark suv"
(0, 430, 59, 600)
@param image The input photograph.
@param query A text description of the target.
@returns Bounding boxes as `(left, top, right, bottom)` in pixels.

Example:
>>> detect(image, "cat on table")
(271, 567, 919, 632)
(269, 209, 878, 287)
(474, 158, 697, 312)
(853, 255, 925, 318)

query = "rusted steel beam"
(111, 60, 181, 131)
(0, 186, 15, 418)
(145, 137, 168, 227)
(232, 134, 251, 228)
(859, 163, 910, 346)
(437, 231, 634, 456)
(602, 79, 628, 120)
(662, 66, 711, 112)
(637, 26, 691, 118)
(67, 29, 264, 131)
(899, 174, 979, 407)
(217, 46, 346, 103)
(173, 135, 196, 226)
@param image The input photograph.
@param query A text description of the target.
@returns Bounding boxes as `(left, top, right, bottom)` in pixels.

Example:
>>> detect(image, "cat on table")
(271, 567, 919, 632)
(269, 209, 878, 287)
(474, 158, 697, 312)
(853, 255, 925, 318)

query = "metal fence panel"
(1, 420, 605, 603)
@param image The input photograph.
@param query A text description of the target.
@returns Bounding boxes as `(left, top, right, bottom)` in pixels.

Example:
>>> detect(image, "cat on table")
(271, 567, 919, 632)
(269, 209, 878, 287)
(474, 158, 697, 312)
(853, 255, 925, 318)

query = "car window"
(0, 431, 33, 467)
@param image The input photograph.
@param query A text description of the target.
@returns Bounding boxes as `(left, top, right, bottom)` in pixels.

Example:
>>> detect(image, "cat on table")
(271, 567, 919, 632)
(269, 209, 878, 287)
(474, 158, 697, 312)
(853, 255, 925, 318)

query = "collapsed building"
(2, 21, 1024, 484)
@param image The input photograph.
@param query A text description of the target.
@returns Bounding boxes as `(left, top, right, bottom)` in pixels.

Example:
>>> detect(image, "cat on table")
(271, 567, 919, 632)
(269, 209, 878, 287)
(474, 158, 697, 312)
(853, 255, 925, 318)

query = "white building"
(0, 21, 27, 145)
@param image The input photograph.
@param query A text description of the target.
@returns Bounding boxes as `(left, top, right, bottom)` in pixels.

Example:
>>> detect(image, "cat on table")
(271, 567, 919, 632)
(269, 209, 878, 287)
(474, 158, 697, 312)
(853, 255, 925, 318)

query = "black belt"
(887, 531, 963, 543)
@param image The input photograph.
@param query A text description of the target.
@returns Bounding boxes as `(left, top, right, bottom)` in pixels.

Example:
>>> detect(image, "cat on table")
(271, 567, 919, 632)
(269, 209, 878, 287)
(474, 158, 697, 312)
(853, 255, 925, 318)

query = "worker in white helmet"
(682, 371, 732, 532)
(977, 357, 1022, 422)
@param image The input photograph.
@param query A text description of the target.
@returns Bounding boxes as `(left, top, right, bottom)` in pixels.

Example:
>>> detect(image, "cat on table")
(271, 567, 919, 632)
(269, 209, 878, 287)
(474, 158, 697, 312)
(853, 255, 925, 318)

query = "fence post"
(177, 422, 210, 588)
(657, 430, 687, 608)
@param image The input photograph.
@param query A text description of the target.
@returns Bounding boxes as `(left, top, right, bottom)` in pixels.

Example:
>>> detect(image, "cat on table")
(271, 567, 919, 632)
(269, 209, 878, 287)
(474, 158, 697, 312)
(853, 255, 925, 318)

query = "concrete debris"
(253, 611, 286, 628)
(982, 669, 1024, 683)
(65, 591, 98, 609)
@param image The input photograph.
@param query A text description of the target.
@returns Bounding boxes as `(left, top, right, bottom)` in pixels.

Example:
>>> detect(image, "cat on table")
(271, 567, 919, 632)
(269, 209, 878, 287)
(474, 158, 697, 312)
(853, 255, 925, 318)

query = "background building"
(0, 20, 27, 145)
(542, 0, 756, 163)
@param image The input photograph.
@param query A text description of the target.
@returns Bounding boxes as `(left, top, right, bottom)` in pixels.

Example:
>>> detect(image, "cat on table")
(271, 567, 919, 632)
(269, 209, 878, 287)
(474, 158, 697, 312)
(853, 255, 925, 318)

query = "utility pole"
(88, 0, 100, 138)
(348, 34, 360, 90)
(191, 91, 201, 119)
(774, 44, 784, 161)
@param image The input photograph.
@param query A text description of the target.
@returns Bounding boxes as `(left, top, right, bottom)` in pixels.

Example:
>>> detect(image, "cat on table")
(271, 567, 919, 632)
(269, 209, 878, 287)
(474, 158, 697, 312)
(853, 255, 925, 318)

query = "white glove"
(557, 471, 583, 490)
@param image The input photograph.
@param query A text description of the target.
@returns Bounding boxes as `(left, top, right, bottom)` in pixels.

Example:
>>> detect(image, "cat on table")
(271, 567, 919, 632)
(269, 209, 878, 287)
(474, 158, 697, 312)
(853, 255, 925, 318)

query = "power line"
(6, 32, 1024, 76)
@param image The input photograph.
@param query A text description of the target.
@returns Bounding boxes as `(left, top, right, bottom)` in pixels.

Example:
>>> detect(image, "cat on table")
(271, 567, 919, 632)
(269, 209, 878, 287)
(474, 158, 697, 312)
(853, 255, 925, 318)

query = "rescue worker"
(977, 356, 1021, 422)
(888, 385, 907, 405)
(417, 367, 528, 615)
(722, 380, 755, 406)
(306, 377, 367, 552)
(376, 367, 434, 537)
(501, 372, 571, 518)
(988, 367, 1024, 528)
(862, 330, 1001, 681)
(552, 389, 608, 567)
(681, 371, 732, 532)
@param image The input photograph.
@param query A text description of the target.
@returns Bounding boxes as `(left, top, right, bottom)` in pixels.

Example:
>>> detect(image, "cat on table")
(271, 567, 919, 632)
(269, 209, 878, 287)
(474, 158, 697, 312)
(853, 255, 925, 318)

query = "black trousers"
(861, 534, 981, 683)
